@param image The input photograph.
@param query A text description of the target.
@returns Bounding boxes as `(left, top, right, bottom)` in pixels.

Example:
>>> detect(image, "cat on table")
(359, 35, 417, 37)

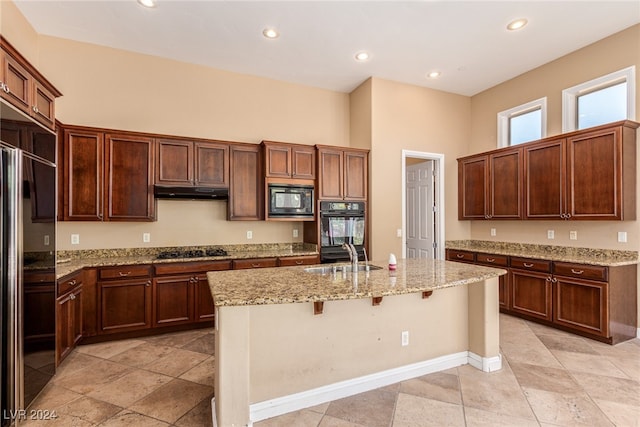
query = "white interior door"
(406, 161, 435, 259)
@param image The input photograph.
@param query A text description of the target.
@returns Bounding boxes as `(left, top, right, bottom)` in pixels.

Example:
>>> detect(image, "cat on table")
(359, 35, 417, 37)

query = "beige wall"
(363, 78, 471, 260)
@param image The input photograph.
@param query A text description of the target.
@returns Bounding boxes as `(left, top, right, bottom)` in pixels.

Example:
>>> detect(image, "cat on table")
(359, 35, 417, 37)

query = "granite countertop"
(445, 240, 639, 266)
(207, 258, 506, 306)
(54, 243, 318, 280)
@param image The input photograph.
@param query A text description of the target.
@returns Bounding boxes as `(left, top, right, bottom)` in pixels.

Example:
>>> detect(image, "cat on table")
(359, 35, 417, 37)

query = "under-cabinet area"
(446, 241, 638, 344)
(458, 120, 638, 221)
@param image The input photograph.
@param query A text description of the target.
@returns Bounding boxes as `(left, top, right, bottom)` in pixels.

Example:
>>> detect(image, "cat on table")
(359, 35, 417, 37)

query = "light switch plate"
(143, 233, 151, 243)
(490, 228, 496, 237)
(569, 231, 577, 240)
(618, 231, 627, 243)
(547, 230, 555, 239)
(71, 234, 80, 245)
(293, 229, 299, 238)
(396, 229, 402, 238)
(246, 230, 253, 240)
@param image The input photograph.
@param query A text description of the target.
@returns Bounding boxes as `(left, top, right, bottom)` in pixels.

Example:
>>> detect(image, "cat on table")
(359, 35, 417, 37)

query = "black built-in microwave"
(268, 184, 314, 218)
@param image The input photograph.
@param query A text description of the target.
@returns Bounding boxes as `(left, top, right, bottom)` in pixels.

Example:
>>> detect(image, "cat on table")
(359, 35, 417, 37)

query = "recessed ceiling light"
(355, 51, 370, 62)
(427, 71, 441, 79)
(137, 0, 156, 8)
(262, 28, 279, 39)
(507, 18, 528, 31)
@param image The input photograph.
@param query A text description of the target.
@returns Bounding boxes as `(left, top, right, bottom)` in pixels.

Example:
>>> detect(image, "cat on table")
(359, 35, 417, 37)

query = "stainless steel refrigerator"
(1, 103, 56, 426)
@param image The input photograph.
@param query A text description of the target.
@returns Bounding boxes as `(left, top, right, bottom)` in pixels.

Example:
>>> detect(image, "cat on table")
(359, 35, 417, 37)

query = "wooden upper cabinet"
(458, 148, 522, 220)
(63, 128, 104, 221)
(460, 120, 637, 221)
(458, 156, 488, 219)
(156, 138, 193, 185)
(228, 143, 263, 220)
(263, 141, 315, 180)
(105, 133, 155, 221)
(524, 138, 566, 219)
(566, 124, 634, 220)
(317, 146, 368, 201)
(156, 138, 229, 188)
(0, 37, 61, 130)
(195, 141, 229, 187)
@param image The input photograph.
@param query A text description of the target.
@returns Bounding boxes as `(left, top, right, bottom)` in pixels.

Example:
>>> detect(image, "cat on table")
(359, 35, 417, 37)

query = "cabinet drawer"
(446, 250, 475, 263)
(476, 253, 508, 267)
(58, 271, 83, 296)
(278, 255, 320, 267)
(232, 258, 278, 270)
(154, 260, 232, 276)
(24, 270, 55, 284)
(553, 262, 608, 282)
(98, 265, 151, 280)
(510, 257, 551, 273)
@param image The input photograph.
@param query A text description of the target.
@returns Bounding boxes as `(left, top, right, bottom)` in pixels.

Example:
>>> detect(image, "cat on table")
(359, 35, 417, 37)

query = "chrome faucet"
(342, 242, 358, 272)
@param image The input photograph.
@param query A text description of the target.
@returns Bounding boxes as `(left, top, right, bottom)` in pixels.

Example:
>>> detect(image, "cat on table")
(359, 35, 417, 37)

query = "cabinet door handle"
(32, 105, 39, 114)
(551, 278, 558, 283)
(145, 280, 151, 287)
(2, 83, 9, 94)
(486, 258, 495, 263)
(571, 269, 584, 275)
(545, 277, 552, 282)
(119, 271, 131, 277)
(69, 293, 76, 300)
(523, 263, 534, 268)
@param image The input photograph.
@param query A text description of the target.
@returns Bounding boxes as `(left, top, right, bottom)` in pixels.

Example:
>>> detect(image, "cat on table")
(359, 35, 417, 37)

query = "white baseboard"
(248, 351, 502, 423)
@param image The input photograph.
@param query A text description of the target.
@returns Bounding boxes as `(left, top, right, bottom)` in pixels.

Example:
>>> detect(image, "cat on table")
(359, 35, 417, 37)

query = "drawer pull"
(252, 263, 261, 268)
(456, 254, 465, 258)
(69, 279, 77, 286)
(295, 260, 304, 265)
(523, 263, 534, 268)
(486, 258, 495, 263)
(118, 271, 131, 277)
(571, 269, 584, 275)
(70, 294, 76, 300)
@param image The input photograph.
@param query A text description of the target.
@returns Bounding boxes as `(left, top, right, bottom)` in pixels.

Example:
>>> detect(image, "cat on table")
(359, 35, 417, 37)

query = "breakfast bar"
(207, 258, 506, 426)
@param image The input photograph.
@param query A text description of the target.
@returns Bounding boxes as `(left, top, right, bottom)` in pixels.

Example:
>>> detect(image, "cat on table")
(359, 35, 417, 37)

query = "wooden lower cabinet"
(232, 257, 278, 269)
(98, 277, 153, 334)
(56, 285, 82, 366)
(194, 275, 215, 322)
(509, 269, 553, 322)
(277, 255, 320, 267)
(445, 249, 636, 344)
(554, 275, 608, 337)
(153, 275, 194, 327)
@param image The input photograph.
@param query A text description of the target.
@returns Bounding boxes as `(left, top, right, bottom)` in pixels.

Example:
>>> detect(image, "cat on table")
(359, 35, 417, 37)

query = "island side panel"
(467, 277, 501, 365)
(215, 305, 251, 427)
(248, 285, 470, 403)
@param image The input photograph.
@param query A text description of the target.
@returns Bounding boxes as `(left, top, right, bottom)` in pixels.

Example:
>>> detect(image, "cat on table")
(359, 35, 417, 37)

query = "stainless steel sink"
(304, 264, 383, 274)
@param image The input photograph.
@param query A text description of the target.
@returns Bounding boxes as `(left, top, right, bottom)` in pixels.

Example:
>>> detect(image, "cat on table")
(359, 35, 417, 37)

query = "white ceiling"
(12, 0, 640, 96)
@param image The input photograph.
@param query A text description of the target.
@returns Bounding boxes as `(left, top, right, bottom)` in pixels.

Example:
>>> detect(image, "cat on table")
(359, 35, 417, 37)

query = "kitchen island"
(207, 258, 506, 426)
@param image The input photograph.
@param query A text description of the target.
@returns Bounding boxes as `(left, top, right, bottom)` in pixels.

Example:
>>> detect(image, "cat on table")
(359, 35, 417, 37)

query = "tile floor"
(25, 315, 640, 426)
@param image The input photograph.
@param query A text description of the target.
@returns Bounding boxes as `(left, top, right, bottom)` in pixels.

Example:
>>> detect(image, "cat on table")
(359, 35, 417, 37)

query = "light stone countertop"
(446, 240, 639, 267)
(54, 246, 318, 280)
(207, 258, 506, 306)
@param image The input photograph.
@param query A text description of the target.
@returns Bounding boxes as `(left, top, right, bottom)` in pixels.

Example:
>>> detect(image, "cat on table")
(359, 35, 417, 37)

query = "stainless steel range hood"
(154, 185, 229, 200)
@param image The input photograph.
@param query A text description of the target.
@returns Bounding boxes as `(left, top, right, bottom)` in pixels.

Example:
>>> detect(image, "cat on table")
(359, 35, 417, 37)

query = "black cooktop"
(156, 248, 228, 259)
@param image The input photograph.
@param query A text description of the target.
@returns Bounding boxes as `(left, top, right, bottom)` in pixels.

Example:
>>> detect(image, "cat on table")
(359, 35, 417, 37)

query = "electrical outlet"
(547, 230, 555, 239)
(246, 230, 253, 240)
(143, 233, 151, 243)
(396, 229, 402, 238)
(401, 331, 409, 347)
(569, 231, 577, 240)
(293, 229, 299, 238)
(618, 231, 627, 243)
(490, 228, 496, 237)
(71, 234, 80, 245)
(44, 235, 50, 246)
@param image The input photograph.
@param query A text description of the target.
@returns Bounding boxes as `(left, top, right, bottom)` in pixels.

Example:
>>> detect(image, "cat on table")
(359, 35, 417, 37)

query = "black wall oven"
(319, 201, 365, 263)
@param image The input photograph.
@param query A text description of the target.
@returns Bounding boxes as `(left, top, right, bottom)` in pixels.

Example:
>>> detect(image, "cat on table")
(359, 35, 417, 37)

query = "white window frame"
(562, 66, 636, 133)
(497, 97, 547, 148)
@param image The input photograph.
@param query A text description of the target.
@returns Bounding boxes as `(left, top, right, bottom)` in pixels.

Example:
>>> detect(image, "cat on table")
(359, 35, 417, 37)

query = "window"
(562, 66, 635, 132)
(497, 98, 547, 148)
